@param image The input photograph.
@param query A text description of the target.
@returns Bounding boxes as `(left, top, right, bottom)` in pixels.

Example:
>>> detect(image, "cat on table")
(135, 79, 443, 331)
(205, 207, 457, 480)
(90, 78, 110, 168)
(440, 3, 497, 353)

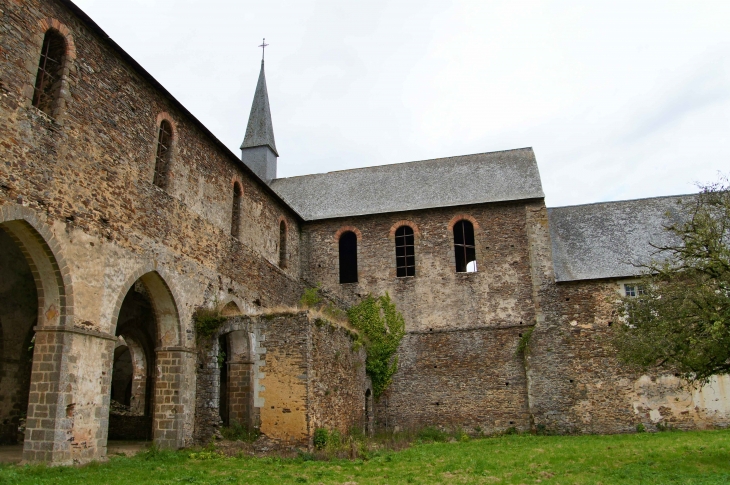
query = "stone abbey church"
(1, 0, 728, 465)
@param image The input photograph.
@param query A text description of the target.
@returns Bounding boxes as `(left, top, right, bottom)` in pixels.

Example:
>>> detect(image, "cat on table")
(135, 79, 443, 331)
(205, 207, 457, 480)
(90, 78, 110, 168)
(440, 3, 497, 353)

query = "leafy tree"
(612, 177, 730, 384)
(347, 293, 406, 399)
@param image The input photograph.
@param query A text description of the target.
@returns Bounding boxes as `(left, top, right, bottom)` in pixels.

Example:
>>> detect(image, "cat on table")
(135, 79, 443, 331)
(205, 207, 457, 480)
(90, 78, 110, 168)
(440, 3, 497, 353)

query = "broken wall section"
(194, 312, 368, 447)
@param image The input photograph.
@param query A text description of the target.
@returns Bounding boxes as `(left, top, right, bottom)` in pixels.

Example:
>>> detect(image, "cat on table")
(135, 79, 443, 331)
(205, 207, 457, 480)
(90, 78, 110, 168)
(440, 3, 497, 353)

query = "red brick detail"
(447, 214, 480, 231)
(155, 112, 178, 140)
(38, 18, 76, 61)
(388, 220, 420, 238)
(334, 226, 362, 242)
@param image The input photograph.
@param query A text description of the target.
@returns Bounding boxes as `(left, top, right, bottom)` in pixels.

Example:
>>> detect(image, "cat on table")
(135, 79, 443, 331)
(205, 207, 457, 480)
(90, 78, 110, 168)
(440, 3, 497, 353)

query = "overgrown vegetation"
(347, 293, 406, 399)
(3, 430, 730, 484)
(516, 327, 534, 355)
(220, 420, 259, 442)
(299, 283, 347, 321)
(193, 306, 227, 340)
(612, 176, 730, 384)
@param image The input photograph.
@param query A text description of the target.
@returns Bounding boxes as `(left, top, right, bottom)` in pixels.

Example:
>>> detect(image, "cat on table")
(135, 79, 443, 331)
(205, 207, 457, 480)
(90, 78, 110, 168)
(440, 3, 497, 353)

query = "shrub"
(636, 423, 646, 433)
(299, 284, 324, 308)
(417, 426, 449, 442)
(313, 428, 328, 450)
(220, 420, 259, 442)
(194, 306, 227, 340)
(516, 327, 534, 355)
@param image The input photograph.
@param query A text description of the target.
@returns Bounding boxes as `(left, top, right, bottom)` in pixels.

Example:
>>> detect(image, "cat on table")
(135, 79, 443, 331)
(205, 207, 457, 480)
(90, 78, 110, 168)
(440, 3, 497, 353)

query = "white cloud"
(74, 0, 730, 206)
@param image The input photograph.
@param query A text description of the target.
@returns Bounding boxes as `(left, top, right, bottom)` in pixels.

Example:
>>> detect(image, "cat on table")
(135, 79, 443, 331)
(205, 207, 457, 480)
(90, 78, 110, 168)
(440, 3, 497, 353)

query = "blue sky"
(75, 0, 730, 207)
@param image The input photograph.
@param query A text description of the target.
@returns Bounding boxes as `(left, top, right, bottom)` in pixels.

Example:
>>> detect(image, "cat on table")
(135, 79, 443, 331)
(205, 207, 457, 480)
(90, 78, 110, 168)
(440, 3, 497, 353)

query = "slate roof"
(548, 194, 694, 282)
(241, 60, 278, 156)
(270, 148, 544, 220)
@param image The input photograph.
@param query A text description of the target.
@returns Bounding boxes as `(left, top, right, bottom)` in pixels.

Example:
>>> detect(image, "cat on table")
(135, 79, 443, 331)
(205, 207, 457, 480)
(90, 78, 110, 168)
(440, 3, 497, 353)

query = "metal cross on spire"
(259, 38, 269, 60)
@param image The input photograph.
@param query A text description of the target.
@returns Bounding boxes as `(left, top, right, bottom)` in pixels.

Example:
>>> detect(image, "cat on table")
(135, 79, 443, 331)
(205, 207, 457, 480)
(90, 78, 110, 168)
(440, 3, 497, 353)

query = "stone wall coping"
(408, 323, 535, 335)
(155, 346, 197, 354)
(33, 325, 116, 341)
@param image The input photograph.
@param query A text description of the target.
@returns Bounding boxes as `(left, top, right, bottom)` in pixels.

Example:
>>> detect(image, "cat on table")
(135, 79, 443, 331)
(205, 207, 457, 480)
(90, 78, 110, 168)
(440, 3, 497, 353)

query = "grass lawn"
(1, 430, 729, 484)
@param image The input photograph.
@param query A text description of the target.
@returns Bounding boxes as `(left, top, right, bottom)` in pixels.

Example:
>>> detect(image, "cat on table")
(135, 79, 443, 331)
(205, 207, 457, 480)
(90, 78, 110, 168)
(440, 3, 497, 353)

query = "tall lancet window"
(231, 182, 242, 238)
(279, 221, 287, 268)
(339, 231, 358, 284)
(395, 225, 415, 277)
(32, 29, 67, 116)
(454, 220, 477, 273)
(153, 120, 173, 189)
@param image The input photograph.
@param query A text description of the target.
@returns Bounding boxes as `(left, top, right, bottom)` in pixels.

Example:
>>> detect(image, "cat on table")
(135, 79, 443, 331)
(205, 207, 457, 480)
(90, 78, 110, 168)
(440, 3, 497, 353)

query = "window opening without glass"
(231, 183, 242, 238)
(279, 221, 287, 268)
(153, 120, 173, 188)
(32, 30, 66, 116)
(339, 231, 358, 283)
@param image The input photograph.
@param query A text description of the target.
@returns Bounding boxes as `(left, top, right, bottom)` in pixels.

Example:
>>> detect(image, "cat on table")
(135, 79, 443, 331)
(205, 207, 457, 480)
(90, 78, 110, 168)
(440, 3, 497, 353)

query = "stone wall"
(0, 0, 304, 464)
(377, 327, 530, 434)
(302, 201, 539, 431)
(309, 318, 369, 436)
(527, 277, 730, 434)
(193, 313, 368, 447)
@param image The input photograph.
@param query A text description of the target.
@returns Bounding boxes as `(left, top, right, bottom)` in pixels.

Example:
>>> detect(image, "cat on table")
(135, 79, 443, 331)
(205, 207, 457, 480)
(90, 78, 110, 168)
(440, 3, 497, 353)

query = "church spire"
(241, 54, 278, 182)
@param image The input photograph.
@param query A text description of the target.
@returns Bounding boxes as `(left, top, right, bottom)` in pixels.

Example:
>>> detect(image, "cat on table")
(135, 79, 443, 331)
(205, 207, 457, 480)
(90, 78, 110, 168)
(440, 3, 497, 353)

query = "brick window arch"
(231, 182, 243, 238)
(339, 231, 358, 284)
(394, 225, 415, 277)
(453, 219, 477, 273)
(278, 220, 287, 268)
(153, 119, 174, 188)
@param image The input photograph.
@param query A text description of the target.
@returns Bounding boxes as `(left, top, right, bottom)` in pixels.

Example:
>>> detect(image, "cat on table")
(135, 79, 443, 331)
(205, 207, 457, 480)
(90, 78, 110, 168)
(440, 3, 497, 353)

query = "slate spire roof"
(241, 60, 278, 156)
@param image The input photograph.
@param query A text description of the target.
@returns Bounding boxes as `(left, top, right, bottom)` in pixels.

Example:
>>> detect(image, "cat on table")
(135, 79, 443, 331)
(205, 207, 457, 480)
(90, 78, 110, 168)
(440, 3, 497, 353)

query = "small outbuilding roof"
(548, 194, 694, 282)
(270, 147, 544, 220)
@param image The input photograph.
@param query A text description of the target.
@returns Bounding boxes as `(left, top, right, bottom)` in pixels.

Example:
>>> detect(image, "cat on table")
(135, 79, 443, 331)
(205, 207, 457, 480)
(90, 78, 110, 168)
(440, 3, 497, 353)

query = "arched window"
(279, 220, 287, 268)
(453, 220, 477, 273)
(339, 231, 358, 283)
(231, 182, 242, 238)
(32, 29, 67, 116)
(395, 225, 415, 277)
(153, 120, 173, 188)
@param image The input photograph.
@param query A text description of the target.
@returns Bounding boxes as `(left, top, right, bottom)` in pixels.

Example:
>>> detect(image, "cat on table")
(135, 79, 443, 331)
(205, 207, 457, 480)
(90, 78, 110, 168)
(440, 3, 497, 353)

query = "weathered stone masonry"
(1, 0, 729, 467)
(1, 0, 304, 464)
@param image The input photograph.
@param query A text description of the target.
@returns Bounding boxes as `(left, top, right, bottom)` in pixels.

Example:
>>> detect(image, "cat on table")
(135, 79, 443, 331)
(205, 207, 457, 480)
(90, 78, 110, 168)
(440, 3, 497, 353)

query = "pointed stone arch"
(110, 266, 184, 348)
(106, 266, 193, 449)
(0, 204, 75, 463)
(0, 204, 74, 327)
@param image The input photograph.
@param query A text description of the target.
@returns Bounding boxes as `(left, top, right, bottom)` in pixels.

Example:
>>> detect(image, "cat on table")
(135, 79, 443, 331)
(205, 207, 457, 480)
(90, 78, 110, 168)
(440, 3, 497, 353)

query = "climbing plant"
(347, 293, 405, 399)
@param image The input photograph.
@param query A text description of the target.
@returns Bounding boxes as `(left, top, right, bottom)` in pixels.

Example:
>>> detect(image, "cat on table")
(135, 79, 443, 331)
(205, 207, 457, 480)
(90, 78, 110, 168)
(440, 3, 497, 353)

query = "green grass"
(2, 430, 730, 484)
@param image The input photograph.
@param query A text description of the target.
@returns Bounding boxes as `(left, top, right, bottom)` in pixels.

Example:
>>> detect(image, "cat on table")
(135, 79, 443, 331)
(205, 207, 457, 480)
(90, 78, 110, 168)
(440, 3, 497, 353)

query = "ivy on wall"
(347, 293, 405, 399)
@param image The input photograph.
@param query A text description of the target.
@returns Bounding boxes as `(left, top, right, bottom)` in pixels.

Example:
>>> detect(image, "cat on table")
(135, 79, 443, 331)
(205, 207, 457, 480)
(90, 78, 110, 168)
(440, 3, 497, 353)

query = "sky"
(73, 0, 730, 207)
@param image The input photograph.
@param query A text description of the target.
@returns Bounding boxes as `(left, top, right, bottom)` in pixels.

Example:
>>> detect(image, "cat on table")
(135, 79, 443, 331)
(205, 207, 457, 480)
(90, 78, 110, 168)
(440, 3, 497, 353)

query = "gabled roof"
(241, 60, 278, 156)
(548, 194, 694, 282)
(270, 147, 544, 221)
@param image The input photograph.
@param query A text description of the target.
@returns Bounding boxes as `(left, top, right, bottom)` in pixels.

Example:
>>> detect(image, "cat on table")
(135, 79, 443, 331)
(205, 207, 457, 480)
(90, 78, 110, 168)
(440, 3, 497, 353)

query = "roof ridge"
(272, 147, 535, 182)
(548, 193, 696, 211)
